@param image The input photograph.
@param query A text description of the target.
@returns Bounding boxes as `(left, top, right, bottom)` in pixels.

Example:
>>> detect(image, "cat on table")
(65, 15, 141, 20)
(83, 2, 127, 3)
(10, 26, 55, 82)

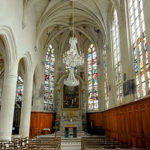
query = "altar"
(64, 124, 77, 138)
(55, 75, 87, 138)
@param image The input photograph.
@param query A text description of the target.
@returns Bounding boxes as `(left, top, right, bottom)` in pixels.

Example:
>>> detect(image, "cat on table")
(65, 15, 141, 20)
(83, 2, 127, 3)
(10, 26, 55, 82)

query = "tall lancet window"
(44, 44, 55, 111)
(103, 45, 109, 109)
(112, 10, 122, 103)
(128, 0, 150, 98)
(87, 44, 99, 111)
(16, 76, 24, 102)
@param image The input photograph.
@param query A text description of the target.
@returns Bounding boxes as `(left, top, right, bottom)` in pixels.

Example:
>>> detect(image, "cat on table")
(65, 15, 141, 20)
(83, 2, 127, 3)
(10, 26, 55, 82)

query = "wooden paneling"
(30, 112, 55, 137)
(87, 112, 103, 127)
(87, 97, 150, 148)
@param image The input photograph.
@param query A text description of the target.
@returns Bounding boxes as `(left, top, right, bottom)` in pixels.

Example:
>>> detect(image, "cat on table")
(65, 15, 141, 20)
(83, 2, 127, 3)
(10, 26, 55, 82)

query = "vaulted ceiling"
(24, 0, 119, 55)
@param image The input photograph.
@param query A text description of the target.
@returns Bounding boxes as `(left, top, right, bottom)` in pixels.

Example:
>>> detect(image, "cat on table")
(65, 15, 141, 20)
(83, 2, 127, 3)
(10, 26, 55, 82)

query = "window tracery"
(103, 45, 109, 109)
(16, 76, 24, 102)
(112, 10, 123, 103)
(128, 0, 150, 98)
(87, 44, 99, 111)
(44, 44, 55, 111)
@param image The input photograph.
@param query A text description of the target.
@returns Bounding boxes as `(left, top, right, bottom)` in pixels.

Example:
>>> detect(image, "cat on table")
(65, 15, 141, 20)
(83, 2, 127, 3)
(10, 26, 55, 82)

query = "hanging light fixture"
(63, 37, 84, 68)
(63, 0, 84, 87)
(64, 68, 79, 86)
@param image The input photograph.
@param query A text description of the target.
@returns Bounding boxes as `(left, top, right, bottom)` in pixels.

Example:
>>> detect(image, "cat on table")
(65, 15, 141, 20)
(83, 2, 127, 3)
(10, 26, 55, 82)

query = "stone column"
(19, 70, 33, 137)
(81, 85, 86, 115)
(119, 2, 135, 104)
(55, 84, 61, 117)
(32, 64, 44, 112)
(32, 85, 44, 112)
(0, 66, 18, 141)
(96, 44, 105, 111)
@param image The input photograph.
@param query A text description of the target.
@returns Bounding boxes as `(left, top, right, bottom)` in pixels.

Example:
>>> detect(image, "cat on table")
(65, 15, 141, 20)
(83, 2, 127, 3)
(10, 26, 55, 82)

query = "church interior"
(0, 0, 150, 149)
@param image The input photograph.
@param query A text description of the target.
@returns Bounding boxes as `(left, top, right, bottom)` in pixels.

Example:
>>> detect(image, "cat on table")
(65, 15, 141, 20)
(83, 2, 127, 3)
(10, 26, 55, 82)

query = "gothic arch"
(18, 52, 33, 74)
(0, 26, 17, 73)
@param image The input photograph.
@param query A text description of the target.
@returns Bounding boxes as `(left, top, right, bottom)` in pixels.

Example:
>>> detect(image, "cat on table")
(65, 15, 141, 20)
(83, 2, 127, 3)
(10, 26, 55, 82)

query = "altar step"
(36, 130, 89, 141)
(61, 137, 81, 143)
(55, 130, 88, 137)
(61, 138, 81, 150)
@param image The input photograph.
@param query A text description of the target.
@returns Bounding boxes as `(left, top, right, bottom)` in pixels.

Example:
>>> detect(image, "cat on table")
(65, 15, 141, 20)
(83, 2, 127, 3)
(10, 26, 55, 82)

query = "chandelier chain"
(63, 0, 84, 87)
(73, 0, 75, 38)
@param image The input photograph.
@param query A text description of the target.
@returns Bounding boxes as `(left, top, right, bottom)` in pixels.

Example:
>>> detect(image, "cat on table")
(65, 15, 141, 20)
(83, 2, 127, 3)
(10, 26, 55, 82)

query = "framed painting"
(62, 85, 80, 110)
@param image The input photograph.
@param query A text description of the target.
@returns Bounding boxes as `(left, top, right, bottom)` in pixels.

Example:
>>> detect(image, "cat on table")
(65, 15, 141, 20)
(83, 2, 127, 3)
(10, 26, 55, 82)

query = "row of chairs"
(0, 137, 61, 150)
(81, 136, 131, 150)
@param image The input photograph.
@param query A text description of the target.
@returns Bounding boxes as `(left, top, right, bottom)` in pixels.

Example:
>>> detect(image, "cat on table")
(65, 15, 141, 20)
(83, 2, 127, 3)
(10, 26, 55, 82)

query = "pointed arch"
(18, 52, 33, 74)
(0, 26, 17, 73)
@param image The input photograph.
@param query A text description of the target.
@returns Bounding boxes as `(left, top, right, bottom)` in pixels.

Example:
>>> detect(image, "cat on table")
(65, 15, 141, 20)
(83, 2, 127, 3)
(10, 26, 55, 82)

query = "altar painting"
(62, 85, 80, 109)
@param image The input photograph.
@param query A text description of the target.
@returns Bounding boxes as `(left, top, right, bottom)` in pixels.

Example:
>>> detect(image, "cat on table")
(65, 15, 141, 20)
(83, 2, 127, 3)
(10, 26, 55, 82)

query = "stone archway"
(12, 54, 33, 136)
(12, 58, 25, 135)
(0, 26, 17, 72)
(18, 52, 34, 138)
(0, 26, 18, 141)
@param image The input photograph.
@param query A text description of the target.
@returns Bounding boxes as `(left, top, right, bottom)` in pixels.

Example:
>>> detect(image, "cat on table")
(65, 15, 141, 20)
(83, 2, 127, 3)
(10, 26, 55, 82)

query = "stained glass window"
(112, 10, 122, 103)
(128, 0, 150, 98)
(16, 76, 24, 102)
(103, 45, 109, 109)
(44, 44, 55, 111)
(88, 44, 99, 111)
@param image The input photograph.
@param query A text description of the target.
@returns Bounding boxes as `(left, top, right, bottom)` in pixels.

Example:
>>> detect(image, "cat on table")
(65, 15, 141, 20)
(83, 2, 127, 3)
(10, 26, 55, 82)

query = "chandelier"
(64, 68, 79, 86)
(63, 37, 84, 68)
(63, 0, 84, 86)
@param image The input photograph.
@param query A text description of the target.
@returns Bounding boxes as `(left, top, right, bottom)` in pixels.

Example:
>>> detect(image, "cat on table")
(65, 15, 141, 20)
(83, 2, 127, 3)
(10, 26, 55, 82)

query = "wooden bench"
(81, 136, 131, 150)
(0, 137, 61, 150)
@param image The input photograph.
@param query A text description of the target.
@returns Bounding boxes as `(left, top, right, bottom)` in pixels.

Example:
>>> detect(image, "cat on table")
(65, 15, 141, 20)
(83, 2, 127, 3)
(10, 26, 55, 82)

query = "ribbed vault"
(23, 0, 118, 54)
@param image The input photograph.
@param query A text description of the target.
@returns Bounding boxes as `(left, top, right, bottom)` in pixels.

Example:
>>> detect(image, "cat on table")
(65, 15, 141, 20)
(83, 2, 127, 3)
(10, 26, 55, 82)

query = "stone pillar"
(32, 84, 44, 112)
(81, 85, 86, 116)
(32, 64, 44, 112)
(55, 84, 61, 117)
(0, 66, 18, 141)
(19, 70, 33, 137)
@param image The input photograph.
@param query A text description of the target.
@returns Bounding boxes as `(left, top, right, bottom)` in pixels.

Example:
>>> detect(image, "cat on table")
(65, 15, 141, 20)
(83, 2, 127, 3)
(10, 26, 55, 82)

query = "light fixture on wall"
(63, 0, 84, 87)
